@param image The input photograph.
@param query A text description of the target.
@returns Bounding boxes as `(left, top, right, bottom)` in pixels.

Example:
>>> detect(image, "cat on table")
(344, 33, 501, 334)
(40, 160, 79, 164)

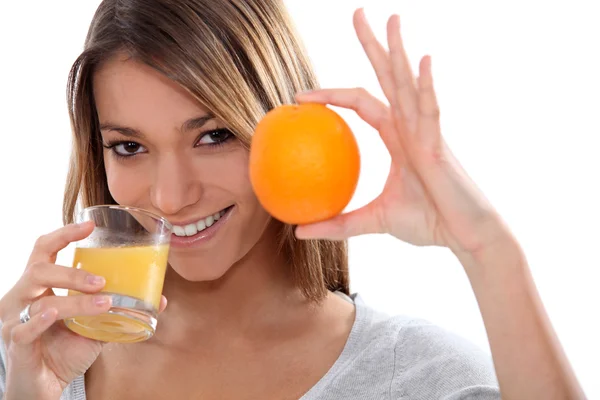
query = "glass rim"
(78, 204, 173, 230)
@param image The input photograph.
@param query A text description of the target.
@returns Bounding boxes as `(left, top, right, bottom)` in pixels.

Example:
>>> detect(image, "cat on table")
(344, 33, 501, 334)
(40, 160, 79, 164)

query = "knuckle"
(24, 261, 45, 284)
(353, 87, 372, 105)
(34, 234, 51, 251)
(355, 87, 369, 97)
(28, 260, 45, 273)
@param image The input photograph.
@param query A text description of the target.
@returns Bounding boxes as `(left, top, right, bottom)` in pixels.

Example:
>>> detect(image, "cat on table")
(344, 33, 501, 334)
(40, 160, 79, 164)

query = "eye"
(109, 141, 147, 157)
(195, 129, 233, 146)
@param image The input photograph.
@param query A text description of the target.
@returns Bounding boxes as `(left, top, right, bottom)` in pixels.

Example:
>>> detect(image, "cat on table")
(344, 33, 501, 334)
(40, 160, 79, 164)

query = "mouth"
(171, 205, 233, 237)
(168, 205, 234, 248)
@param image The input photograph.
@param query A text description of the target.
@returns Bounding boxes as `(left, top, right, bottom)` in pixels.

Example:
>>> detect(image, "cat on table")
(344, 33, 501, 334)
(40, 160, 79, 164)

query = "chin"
(167, 256, 234, 283)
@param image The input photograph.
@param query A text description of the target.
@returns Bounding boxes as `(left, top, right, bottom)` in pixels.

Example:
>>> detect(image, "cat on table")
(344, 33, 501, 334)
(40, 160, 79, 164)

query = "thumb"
(295, 203, 384, 241)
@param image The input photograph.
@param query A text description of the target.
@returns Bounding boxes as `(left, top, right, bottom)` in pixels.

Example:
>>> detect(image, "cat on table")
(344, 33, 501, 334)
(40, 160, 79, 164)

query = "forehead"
(93, 56, 209, 129)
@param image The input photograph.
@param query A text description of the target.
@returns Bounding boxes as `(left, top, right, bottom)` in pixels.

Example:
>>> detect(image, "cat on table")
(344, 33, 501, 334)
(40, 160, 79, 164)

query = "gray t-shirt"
(1, 293, 500, 399)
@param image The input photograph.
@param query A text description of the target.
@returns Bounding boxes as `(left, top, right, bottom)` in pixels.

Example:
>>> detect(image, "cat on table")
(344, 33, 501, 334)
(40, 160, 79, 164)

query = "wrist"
(452, 229, 524, 272)
(453, 236, 530, 299)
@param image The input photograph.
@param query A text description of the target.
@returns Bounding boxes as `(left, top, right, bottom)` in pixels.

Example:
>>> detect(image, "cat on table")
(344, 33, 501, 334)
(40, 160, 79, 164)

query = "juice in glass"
(63, 205, 172, 343)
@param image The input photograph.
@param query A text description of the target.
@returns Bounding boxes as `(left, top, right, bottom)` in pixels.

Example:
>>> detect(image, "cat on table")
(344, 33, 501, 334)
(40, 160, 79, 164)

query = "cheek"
(225, 150, 261, 206)
(104, 156, 148, 205)
(229, 152, 273, 237)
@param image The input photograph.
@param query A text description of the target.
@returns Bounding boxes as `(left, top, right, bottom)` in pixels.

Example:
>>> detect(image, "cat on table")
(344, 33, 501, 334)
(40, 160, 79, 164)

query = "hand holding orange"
(249, 103, 360, 225)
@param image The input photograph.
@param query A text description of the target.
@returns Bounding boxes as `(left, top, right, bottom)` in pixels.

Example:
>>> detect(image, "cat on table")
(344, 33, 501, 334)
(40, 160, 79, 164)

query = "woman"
(0, 0, 586, 399)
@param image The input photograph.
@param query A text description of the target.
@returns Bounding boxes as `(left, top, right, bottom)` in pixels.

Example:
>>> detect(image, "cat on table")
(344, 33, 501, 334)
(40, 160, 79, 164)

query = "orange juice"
(64, 245, 169, 343)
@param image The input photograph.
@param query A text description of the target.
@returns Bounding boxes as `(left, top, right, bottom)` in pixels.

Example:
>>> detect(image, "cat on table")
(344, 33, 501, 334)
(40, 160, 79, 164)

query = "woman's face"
(93, 56, 273, 281)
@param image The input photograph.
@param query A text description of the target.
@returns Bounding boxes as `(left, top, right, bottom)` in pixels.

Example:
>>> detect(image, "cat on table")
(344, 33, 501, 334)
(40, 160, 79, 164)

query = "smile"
(171, 206, 234, 237)
(168, 205, 235, 249)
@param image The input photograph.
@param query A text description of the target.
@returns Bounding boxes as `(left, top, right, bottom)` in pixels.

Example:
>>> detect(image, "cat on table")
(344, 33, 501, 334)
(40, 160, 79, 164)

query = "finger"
(416, 55, 442, 147)
(296, 88, 387, 130)
(28, 221, 95, 265)
(352, 8, 396, 104)
(295, 88, 404, 158)
(351, 10, 410, 163)
(10, 308, 58, 345)
(29, 294, 112, 321)
(387, 15, 419, 131)
(295, 200, 385, 240)
(21, 262, 106, 295)
(158, 295, 168, 314)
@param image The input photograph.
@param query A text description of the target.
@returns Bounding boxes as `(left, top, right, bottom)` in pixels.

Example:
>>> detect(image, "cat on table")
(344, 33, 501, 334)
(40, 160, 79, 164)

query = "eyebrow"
(99, 114, 215, 138)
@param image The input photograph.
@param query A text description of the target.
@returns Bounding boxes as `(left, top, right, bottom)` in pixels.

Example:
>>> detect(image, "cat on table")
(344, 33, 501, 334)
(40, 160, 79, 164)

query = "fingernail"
(87, 275, 105, 286)
(94, 295, 110, 306)
(41, 309, 56, 321)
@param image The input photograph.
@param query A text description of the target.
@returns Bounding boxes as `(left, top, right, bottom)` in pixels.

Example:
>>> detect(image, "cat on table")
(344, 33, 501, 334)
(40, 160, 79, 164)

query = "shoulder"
(326, 294, 501, 399)
(387, 317, 500, 399)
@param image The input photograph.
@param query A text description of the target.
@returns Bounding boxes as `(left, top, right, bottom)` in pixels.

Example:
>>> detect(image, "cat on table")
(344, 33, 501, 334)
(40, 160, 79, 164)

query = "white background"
(1, 0, 598, 397)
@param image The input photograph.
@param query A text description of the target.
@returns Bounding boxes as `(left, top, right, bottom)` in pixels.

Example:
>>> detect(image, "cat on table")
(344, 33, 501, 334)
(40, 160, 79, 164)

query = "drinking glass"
(64, 205, 172, 343)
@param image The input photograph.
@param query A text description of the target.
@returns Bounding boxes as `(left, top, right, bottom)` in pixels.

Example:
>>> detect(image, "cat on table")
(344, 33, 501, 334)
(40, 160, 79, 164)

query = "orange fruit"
(249, 103, 360, 225)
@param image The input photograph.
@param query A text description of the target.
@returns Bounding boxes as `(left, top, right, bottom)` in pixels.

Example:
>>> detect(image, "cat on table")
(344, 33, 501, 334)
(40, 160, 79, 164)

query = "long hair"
(63, 0, 349, 301)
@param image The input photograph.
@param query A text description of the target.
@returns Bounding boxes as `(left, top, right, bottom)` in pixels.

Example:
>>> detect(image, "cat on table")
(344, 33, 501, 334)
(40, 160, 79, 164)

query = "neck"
(153, 222, 313, 347)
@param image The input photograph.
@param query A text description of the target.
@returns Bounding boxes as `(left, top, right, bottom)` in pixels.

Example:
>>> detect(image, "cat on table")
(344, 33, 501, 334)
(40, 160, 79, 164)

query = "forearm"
(455, 239, 586, 400)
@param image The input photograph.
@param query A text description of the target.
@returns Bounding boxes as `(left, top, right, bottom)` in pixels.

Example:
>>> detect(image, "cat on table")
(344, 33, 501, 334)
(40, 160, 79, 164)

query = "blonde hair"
(63, 0, 349, 301)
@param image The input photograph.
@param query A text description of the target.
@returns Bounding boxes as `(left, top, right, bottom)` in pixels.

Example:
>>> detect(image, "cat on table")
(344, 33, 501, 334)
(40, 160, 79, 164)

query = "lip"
(169, 205, 234, 249)
(168, 206, 232, 227)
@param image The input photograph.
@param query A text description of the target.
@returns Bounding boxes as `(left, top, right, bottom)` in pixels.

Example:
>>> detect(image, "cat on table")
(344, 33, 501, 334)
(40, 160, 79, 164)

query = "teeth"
(173, 226, 186, 236)
(184, 224, 197, 236)
(172, 207, 230, 237)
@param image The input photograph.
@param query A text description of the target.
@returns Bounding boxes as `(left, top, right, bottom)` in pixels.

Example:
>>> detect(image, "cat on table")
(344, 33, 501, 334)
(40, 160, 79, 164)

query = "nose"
(150, 154, 201, 216)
